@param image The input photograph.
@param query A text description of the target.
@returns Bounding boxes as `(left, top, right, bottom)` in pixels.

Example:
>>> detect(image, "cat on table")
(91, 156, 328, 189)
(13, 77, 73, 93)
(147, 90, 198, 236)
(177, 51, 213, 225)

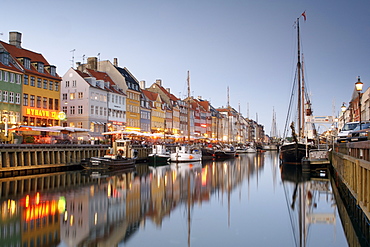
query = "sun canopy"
(48, 126, 91, 132)
(8, 125, 61, 132)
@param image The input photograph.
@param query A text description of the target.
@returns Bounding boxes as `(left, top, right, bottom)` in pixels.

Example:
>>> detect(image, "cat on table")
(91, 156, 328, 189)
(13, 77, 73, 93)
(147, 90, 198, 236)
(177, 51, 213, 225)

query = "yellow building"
(98, 59, 141, 131)
(1, 32, 61, 127)
(142, 89, 165, 133)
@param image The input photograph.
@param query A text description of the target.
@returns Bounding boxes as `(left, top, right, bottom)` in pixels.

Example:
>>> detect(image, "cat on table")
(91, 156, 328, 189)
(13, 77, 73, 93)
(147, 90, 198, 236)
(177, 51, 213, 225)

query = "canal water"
(0, 151, 366, 246)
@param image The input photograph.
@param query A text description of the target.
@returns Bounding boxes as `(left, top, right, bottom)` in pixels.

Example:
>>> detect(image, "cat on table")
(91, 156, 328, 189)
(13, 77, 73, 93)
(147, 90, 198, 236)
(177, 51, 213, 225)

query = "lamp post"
(355, 76, 363, 129)
(341, 103, 346, 126)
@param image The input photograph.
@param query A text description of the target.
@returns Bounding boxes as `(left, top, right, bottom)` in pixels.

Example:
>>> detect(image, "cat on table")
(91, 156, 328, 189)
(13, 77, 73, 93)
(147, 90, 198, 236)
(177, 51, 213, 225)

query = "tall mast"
(227, 86, 230, 143)
(297, 17, 302, 139)
(301, 54, 306, 137)
(187, 71, 191, 142)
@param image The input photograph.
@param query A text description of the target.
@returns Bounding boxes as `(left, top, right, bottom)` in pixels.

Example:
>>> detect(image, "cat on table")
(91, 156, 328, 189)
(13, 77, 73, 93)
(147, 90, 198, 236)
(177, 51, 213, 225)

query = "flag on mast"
(301, 11, 307, 21)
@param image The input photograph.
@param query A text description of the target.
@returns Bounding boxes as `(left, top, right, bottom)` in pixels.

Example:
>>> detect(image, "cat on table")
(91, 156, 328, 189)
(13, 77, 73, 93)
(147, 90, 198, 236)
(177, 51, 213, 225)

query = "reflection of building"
(21, 193, 61, 247)
(0, 199, 21, 246)
(60, 184, 108, 247)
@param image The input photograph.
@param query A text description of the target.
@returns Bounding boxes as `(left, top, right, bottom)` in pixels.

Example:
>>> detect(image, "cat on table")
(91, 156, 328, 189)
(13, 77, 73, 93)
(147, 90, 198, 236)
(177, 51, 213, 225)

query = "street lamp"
(355, 76, 363, 129)
(341, 103, 346, 125)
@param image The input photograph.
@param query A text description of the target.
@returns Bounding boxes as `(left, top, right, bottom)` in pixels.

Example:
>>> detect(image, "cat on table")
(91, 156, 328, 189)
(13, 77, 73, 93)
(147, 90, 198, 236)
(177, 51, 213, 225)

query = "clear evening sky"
(2, 0, 369, 136)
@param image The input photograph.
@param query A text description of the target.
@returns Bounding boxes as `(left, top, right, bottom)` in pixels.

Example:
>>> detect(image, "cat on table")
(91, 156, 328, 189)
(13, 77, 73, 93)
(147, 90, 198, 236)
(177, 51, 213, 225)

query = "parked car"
(346, 122, 370, 142)
(337, 121, 359, 143)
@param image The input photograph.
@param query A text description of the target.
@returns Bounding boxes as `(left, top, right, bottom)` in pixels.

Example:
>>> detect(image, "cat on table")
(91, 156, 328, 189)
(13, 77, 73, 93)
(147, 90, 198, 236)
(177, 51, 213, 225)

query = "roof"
(153, 83, 179, 101)
(86, 68, 115, 85)
(115, 66, 141, 92)
(142, 89, 161, 102)
(0, 41, 61, 80)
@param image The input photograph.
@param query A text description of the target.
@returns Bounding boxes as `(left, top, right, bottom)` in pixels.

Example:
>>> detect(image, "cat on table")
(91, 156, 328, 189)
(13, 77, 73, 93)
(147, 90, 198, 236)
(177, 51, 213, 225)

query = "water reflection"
(0, 152, 363, 246)
(280, 164, 335, 247)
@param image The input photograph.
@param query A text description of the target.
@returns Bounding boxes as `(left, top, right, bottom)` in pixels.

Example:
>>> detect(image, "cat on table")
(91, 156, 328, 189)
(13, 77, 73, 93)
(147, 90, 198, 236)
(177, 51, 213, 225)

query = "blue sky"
(2, 0, 369, 135)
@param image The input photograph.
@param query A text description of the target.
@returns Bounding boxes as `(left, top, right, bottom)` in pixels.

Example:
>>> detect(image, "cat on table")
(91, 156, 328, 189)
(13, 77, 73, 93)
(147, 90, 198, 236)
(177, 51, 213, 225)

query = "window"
(23, 94, 28, 106)
(49, 81, 53, 90)
(4, 72, 9, 82)
(37, 96, 41, 108)
(91, 105, 94, 115)
(100, 107, 103, 115)
(24, 58, 30, 69)
(70, 93, 75, 100)
(3, 91, 8, 102)
(72, 80, 76, 87)
(50, 66, 56, 76)
(62, 93, 67, 101)
(9, 92, 14, 103)
(1, 52, 9, 66)
(78, 105, 83, 114)
(10, 73, 15, 83)
(0, 70, 2, 81)
(95, 106, 98, 115)
(78, 92, 83, 99)
(43, 97, 47, 109)
(38, 62, 44, 73)
(55, 82, 59, 91)
(15, 93, 20, 104)
(23, 75, 29, 85)
(30, 95, 35, 107)
(49, 98, 53, 109)
(0, 90, 2, 102)
(65, 81, 69, 87)
(77, 122, 82, 128)
(16, 74, 21, 84)
(54, 99, 59, 110)
(62, 106, 67, 113)
(70, 106, 75, 114)
(43, 80, 47, 89)
(37, 78, 41, 88)
(30, 77, 35, 86)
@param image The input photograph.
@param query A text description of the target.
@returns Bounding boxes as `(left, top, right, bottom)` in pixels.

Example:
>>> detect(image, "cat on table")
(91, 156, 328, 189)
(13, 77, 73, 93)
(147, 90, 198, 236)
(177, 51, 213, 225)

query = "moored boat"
(81, 139, 137, 169)
(170, 145, 202, 162)
(148, 144, 170, 166)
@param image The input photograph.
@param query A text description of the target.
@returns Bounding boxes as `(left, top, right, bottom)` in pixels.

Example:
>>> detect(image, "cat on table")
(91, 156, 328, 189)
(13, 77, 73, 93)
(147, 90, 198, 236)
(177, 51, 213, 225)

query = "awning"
(8, 125, 60, 132)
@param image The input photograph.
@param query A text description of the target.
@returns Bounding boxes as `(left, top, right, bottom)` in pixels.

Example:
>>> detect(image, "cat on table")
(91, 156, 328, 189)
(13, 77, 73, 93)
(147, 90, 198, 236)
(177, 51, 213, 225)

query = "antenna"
(247, 102, 249, 119)
(70, 49, 75, 68)
(97, 53, 100, 71)
(227, 86, 230, 108)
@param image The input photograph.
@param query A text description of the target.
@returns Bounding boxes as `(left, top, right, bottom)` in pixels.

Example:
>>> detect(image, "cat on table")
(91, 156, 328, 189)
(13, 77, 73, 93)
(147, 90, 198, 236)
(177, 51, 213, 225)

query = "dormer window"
(45, 65, 56, 76)
(37, 62, 44, 73)
(0, 51, 9, 66)
(23, 58, 31, 69)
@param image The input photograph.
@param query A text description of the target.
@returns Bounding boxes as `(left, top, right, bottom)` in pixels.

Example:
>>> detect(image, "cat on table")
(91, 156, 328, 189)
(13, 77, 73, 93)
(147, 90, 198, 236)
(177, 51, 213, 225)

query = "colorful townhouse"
(98, 58, 141, 132)
(0, 42, 23, 142)
(145, 79, 180, 135)
(1, 32, 61, 128)
(142, 89, 165, 133)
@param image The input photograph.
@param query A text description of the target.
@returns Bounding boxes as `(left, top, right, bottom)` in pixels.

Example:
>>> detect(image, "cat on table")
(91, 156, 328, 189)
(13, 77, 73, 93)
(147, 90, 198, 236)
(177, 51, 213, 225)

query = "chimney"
(9, 32, 22, 48)
(114, 58, 118, 66)
(140, 80, 146, 89)
(87, 57, 97, 70)
(166, 88, 171, 93)
(156, 79, 162, 86)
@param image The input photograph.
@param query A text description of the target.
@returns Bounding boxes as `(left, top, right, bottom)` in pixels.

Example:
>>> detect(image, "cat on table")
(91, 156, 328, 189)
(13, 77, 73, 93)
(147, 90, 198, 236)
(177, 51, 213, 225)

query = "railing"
(332, 141, 370, 220)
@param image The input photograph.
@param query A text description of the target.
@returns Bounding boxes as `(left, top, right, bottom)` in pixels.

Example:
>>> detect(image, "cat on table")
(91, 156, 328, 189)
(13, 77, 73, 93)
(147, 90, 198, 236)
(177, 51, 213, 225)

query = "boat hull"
(170, 153, 202, 162)
(82, 156, 136, 169)
(148, 154, 170, 166)
(279, 143, 308, 164)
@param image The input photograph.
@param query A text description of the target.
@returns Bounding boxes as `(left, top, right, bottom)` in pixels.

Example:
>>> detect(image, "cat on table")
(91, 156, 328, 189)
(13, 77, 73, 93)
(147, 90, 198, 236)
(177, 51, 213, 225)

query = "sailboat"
(280, 13, 314, 164)
(169, 71, 202, 162)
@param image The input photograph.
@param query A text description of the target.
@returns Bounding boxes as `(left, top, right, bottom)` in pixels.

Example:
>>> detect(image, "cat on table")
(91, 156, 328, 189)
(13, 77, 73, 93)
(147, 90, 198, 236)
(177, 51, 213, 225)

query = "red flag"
(301, 11, 307, 21)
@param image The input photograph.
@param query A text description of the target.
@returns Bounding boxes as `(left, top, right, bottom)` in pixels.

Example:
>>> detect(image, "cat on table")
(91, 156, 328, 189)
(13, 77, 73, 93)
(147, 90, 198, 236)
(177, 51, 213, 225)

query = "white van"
(337, 122, 359, 143)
